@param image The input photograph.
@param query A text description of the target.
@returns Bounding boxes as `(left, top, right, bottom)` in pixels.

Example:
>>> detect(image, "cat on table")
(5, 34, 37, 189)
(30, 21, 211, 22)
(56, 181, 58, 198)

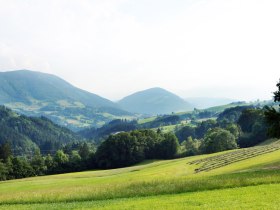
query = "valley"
(1, 1, 279, 209)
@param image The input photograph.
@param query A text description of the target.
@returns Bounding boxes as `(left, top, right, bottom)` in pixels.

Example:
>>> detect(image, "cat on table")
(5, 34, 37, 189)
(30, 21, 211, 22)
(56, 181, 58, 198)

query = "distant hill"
(0, 70, 116, 107)
(0, 106, 82, 155)
(0, 70, 133, 130)
(186, 97, 237, 109)
(118, 87, 193, 115)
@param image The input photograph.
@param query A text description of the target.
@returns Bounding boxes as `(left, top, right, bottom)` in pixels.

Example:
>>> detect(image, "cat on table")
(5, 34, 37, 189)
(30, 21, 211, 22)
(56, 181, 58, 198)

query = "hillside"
(0, 106, 82, 155)
(118, 87, 193, 115)
(1, 140, 280, 209)
(186, 97, 236, 109)
(0, 70, 132, 130)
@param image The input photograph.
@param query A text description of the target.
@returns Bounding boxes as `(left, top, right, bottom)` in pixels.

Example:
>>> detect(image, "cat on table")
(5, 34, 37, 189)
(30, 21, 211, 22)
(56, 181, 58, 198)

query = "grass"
(190, 140, 280, 172)
(137, 116, 157, 124)
(1, 140, 280, 209)
(1, 183, 280, 210)
(151, 124, 179, 133)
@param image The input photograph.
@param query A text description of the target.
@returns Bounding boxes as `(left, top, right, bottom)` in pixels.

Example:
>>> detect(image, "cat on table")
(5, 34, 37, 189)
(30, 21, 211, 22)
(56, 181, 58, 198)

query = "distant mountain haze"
(0, 70, 116, 108)
(0, 70, 132, 130)
(118, 87, 193, 115)
(0, 70, 238, 129)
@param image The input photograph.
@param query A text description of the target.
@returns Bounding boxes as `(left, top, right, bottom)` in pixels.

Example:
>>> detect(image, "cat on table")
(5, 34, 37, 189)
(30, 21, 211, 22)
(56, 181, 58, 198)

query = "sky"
(0, 0, 279, 101)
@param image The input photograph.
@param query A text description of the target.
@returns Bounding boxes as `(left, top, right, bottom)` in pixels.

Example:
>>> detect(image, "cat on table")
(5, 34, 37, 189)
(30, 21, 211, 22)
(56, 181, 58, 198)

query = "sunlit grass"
(137, 116, 157, 124)
(1, 141, 280, 209)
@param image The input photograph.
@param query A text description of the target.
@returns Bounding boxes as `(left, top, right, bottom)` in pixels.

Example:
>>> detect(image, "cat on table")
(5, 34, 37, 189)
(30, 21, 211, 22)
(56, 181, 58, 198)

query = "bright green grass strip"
(0, 169, 280, 205)
(1, 146, 280, 205)
(1, 183, 280, 210)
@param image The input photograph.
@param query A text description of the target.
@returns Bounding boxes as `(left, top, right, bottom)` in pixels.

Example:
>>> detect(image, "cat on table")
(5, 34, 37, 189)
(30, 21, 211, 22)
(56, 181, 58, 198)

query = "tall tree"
(273, 79, 280, 104)
(264, 79, 280, 138)
(79, 143, 90, 160)
(0, 142, 12, 162)
(200, 128, 237, 154)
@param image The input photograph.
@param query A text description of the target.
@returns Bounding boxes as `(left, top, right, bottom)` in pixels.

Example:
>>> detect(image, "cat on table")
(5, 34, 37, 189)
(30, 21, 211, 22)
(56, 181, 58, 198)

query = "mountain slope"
(118, 87, 193, 115)
(186, 97, 236, 109)
(0, 106, 82, 155)
(0, 70, 116, 107)
(0, 70, 132, 130)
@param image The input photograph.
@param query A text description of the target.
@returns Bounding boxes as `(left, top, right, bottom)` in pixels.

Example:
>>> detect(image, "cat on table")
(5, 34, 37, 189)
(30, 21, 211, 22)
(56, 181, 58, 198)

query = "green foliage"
(264, 106, 280, 138)
(175, 125, 195, 142)
(175, 119, 216, 143)
(273, 79, 280, 103)
(95, 130, 179, 169)
(44, 154, 54, 171)
(0, 106, 83, 155)
(238, 108, 268, 147)
(54, 150, 69, 165)
(264, 80, 280, 138)
(217, 105, 253, 124)
(0, 160, 8, 180)
(69, 151, 82, 170)
(79, 142, 90, 160)
(79, 119, 137, 142)
(225, 123, 241, 138)
(237, 108, 264, 132)
(195, 119, 217, 139)
(0, 142, 12, 161)
(158, 133, 179, 159)
(30, 150, 46, 175)
(200, 128, 237, 154)
(182, 137, 200, 156)
(9, 157, 35, 179)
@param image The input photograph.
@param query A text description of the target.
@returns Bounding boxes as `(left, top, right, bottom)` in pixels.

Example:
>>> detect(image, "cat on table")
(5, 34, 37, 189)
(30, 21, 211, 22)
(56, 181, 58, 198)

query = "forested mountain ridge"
(0, 70, 133, 130)
(118, 87, 193, 115)
(0, 106, 83, 155)
(0, 70, 115, 107)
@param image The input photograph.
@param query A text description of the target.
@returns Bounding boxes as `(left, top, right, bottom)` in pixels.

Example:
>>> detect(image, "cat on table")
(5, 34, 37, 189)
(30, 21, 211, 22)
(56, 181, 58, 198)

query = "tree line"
(0, 129, 179, 180)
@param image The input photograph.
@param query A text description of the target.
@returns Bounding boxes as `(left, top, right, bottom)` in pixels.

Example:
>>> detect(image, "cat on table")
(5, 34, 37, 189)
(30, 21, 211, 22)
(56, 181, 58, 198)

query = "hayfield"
(1, 140, 280, 209)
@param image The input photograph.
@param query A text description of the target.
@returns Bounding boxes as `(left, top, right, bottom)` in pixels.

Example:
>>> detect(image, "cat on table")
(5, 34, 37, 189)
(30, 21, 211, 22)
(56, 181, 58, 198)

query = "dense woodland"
(0, 80, 280, 181)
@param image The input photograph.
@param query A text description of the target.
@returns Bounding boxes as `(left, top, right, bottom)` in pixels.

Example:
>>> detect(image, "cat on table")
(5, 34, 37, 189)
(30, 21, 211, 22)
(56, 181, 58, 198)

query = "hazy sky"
(0, 0, 279, 101)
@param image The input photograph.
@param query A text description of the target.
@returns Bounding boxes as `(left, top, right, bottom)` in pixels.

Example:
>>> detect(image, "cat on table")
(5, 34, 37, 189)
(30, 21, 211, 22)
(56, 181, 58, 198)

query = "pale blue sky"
(0, 0, 279, 101)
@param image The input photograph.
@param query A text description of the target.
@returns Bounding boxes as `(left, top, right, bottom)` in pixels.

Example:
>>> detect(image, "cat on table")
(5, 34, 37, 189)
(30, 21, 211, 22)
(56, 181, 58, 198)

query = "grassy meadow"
(1, 141, 280, 209)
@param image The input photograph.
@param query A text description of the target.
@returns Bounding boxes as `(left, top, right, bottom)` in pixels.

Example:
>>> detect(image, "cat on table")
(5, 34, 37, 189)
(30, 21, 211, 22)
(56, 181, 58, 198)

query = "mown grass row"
(189, 141, 280, 173)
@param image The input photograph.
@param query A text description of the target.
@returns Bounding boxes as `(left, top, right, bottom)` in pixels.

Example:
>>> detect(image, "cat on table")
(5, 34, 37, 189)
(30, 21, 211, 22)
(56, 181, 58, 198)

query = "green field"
(137, 116, 157, 124)
(1, 140, 280, 209)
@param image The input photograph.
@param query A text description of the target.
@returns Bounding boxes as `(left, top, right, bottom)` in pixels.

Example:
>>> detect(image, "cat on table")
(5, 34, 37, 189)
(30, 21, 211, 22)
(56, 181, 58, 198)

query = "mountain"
(0, 106, 82, 155)
(0, 70, 133, 130)
(186, 97, 237, 109)
(118, 87, 193, 115)
(0, 70, 117, 107)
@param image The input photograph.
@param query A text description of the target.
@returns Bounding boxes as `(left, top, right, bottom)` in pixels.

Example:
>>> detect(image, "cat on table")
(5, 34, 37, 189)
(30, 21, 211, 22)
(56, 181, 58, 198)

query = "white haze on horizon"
(0, 0, 279, 101)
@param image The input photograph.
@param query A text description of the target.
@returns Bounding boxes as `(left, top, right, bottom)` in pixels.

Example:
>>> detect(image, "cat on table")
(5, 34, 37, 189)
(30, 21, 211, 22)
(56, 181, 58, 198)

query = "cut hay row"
(189, 141, 280, 173)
